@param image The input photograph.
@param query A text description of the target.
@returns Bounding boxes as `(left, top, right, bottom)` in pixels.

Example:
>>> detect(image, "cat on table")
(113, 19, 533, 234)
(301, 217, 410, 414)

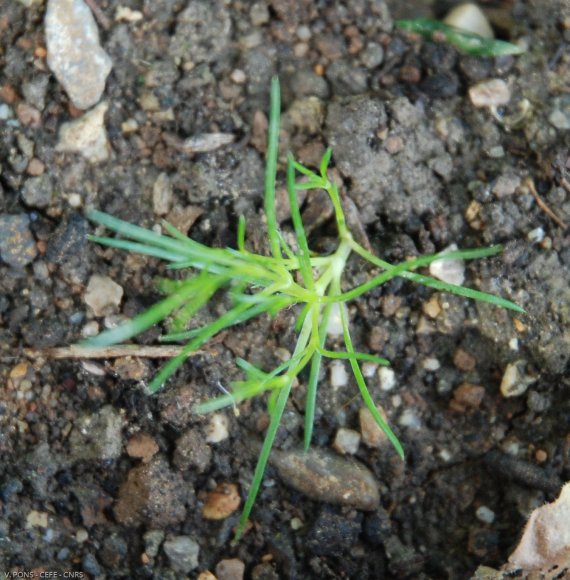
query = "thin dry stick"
(24, 345, 200, 360)
(527, 178, 568, 230)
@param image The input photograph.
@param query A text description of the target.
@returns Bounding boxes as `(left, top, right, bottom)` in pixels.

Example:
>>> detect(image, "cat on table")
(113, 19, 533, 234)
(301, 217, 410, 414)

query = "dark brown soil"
(1, 1, 569, 579)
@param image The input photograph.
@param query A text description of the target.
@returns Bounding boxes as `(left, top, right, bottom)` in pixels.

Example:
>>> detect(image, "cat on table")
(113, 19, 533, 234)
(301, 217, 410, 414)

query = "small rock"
(250, 2, 269, 26)
(492, 174, 520, 198)
(82, 553, 102, 577)
(379, 367, 396, 391)
(126, 433, 159, 463)
(333, 428, 361, 455)
(361, 42, 384, 69)
(444, 3, 494, 38)
(205, 413, 229, 443)
(429, 243, 465, 286)
(25, 510, 49, 528)
(216, 558, 246, 580)
(21, 74, 50, 111)
(56, 101, 110, 163)
(143, 530, 165, 558)
(398, 409, 422, 430)
(115, 6, 143, 22)
(45, 0, 113, 109)
(450, 383, 486, 412)
(163, 536, 200, 574)
(476, 505, 495, 524)
(115, 457, 189, 527)
(469, 79, 511, 108)
(0, 214, 37, 267)
(84, 274, 123, 316)
(330, 361, 348, 389)
(359, 405, 390, 448)
(26, 158, 46, 176)
(202, 482, 240, 520)
(500, 360, 536, 398)
(173, 428, 212, 472)
(270, 447, 380, 511)
(152, 172, 173, 216)
(453, 348, 477, 372)
(21, 175, 54, 209)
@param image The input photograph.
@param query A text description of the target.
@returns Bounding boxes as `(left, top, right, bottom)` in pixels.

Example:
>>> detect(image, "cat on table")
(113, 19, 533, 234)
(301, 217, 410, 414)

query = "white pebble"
(330, 361, 348, 389)
(56, 102, 110, 163)
(398, 409, 422, 430)
(230, 69, 246, 84)
(443, 3, 494, 39)
(438, 449, 452, 462)
(333, 428, 361, 455)
(84, 274, 123, 316)
(527, 227, 545, 244)
(422, 357, 441, 371)
(81, 320, 100, 338)
(476, 505, 496, 524)
(378, 367, 396, 391)
(508, 338, 519, 351)
(361, 362, 377, 378)
(500, 360, 536, 398)
(429, 244, 465, 286)
(469, 79, 511, 108)
(205, 413, 229, 443)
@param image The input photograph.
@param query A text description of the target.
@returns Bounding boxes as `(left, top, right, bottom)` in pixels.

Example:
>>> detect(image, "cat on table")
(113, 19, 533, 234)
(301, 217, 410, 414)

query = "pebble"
(500, 360, 536, 398)
(333, 428, 361, 455)
(163, 536, 200, 574)
(84, 274, 123, 317)
(216, 558, 246, 580)
(359, 405, 390, 448)
(0, 103, 13, 120)
(22, 74, 50, 111)
(25, 510, 49, 528)
(330, 361, 348, 389)
(360, 42, 384, 69)
(249, 2, 269, 26)
(398, 409, 422, 430)
(326, 303, 344, 336)
(45, 0, 113, 110)
(453, 348, 477, 372)
(270, 447, 379, 511)
(492, 174, 521, 198)
(21, 175, 54, 209)
(429, 243, 465, 286)
(143, 530, 165, 558)
(126, 433, 159, 463)
(379, 367, 396, 391)
(476, 505, 496, 524)
(469, 79, 511, 108)
(82, 553, 102, 577)
(449, 383, 486, 412)
(55, 101, 110, 163)
(202, 482, 240, 520)
(152, 172, 173, 216)
(174, 428, 212, 472)
(205, 413, 229, 443)
(114, 458, 189, 527)
(0, 214, 37, 267)
(443, 3, 494, 39)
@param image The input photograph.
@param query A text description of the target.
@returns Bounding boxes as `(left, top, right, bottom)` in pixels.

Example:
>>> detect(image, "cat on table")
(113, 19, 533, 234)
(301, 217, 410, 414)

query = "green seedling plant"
(396, 18, 525, 56)
(84, 77, 524, 540)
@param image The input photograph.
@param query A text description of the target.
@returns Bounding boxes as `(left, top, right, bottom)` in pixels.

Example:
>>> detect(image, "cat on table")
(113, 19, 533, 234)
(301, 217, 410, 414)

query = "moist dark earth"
(1, 1, 569, 578)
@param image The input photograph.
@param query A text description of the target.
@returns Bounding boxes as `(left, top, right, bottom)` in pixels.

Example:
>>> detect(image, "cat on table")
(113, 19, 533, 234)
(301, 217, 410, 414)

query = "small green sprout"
(396, 18, 525, 56)
(84, 77, 524, 540)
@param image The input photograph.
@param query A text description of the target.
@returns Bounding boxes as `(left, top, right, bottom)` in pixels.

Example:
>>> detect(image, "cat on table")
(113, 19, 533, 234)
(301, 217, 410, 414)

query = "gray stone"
(163, 536, 200, 574)
(21, 175, 54, 209)
(21, 74, 50, 111)
(270, 447, 380, 510)
(0, 214, 37, 268)
(69, 405, 124, 461)
(45, 0, 113, 110)
(84, 274, 123, 316)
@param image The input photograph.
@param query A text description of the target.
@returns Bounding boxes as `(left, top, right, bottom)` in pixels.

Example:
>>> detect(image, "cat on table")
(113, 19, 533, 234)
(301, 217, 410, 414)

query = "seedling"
(396, 18, 525, 56)
(84, 77, 523, 539)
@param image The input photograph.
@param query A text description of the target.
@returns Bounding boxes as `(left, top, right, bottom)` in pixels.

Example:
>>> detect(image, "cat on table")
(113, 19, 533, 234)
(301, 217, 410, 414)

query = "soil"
(1, 1, 569, 579)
